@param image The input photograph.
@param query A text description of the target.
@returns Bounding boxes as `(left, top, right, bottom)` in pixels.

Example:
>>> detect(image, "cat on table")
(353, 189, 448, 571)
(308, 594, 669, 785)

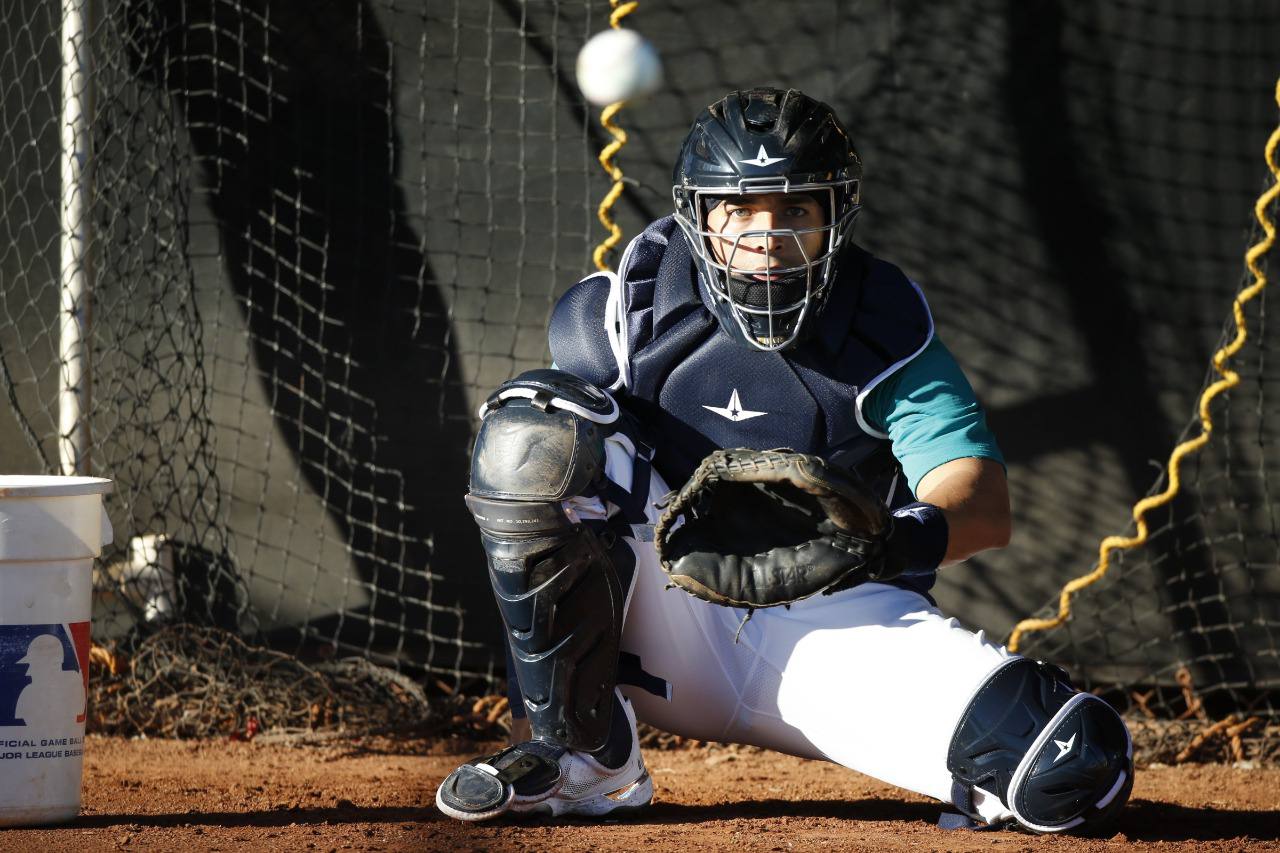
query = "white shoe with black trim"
(435, 691, 651, 822)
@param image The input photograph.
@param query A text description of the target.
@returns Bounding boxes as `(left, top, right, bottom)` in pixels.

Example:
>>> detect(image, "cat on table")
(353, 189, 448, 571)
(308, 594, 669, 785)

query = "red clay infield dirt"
(1, 735, 1278, 852)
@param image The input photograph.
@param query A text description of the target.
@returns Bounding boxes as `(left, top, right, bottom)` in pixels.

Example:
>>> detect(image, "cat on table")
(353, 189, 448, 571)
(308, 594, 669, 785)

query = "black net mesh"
(0, 0, 1278, 748)
(1017, 224, 1280, 725)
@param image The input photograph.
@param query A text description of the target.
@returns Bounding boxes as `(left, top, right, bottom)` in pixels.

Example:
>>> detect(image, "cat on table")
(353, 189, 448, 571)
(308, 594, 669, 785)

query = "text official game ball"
(575, 28, 663, 107)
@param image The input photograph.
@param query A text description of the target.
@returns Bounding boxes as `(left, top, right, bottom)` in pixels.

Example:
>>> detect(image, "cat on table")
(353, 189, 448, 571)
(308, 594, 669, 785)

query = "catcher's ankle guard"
(946, 658, 1133, 834)
(467, 370, 628, 751)
(436, 741, 565, 819)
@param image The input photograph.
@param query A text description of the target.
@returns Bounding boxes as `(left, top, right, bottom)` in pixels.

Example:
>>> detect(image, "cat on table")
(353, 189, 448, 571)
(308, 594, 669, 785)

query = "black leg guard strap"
(948, 658, 1134, 834)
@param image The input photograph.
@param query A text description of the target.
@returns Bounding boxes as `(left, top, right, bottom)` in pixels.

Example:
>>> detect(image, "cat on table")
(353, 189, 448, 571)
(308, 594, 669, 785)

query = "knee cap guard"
(466, 370, 626, 751)
(468, 369, 615, 523)
(947, 658, 1133, 834)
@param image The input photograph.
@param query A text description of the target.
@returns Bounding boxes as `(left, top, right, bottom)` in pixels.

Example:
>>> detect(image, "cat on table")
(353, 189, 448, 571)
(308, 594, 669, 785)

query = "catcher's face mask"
(676, 182, 860, 351)
(671, 88, 863, 352)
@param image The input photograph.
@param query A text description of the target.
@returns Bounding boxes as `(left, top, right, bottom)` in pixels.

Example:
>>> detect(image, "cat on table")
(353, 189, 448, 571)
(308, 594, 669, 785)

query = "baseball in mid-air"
(575, 28, 663, 107)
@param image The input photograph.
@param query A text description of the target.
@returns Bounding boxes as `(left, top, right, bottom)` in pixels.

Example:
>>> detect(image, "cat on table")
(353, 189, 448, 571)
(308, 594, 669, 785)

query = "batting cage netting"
(0, 0, 1278, 756)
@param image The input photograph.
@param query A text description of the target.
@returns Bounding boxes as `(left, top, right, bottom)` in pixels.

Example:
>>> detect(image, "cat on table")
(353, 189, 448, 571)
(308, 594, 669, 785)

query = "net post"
(58, 0, 94, 476)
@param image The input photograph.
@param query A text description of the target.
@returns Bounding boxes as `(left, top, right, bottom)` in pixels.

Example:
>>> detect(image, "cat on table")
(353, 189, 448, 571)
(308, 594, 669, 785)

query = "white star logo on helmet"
(739, 145, 787, 168)
(703, 389, 767, 422)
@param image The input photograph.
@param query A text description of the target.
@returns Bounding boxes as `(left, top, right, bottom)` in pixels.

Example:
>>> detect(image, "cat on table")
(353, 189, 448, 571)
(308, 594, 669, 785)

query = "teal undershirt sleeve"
(861, 336, 1005, 495)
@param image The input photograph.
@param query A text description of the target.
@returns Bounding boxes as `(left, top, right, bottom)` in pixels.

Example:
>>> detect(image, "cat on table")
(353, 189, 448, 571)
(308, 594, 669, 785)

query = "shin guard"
(466, 369, 627, 751)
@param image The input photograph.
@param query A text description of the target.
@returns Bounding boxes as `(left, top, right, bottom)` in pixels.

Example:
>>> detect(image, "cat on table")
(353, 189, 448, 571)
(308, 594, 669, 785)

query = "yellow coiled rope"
(1009, 76, 1280, 653)
(592, 1, 640, 272)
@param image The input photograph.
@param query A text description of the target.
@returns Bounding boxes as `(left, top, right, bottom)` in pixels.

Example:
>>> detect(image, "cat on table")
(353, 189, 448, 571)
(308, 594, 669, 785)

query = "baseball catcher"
(436, 88, 1133, 833)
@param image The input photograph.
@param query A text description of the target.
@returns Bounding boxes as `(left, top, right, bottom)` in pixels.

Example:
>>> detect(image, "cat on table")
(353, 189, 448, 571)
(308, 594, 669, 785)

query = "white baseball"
(575, 28, 663, 107)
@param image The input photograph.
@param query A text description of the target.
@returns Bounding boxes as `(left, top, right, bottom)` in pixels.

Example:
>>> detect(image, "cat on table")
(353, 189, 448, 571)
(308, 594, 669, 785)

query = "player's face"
(704, 192, 826, 279)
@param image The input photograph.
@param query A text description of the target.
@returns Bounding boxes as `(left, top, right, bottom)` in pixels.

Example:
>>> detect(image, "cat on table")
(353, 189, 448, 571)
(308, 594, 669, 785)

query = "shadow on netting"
(116, 0, 496, 671)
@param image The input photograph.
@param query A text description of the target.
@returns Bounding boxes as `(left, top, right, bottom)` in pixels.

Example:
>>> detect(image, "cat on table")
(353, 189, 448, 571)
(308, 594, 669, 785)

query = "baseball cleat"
(435, 692, 651, 822)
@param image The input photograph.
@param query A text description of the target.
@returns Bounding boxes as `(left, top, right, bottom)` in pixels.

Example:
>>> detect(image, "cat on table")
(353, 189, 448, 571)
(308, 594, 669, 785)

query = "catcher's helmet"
(672, 88, 862, 351)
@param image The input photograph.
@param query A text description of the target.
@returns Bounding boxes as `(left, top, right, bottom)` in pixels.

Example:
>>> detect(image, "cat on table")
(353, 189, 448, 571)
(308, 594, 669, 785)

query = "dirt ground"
(1, 736, 1278, 852)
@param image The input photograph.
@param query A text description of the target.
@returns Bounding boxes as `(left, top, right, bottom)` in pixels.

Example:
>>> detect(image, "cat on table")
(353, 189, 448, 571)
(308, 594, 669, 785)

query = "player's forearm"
(914, 457, 1011, 566)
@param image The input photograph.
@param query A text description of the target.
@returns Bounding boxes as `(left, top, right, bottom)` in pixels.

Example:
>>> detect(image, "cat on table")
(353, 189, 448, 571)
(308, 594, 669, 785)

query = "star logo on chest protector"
(703, 389, 767, 422)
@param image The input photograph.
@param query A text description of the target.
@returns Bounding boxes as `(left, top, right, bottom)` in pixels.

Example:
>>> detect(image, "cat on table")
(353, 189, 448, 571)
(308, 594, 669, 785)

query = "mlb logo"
(0, 624, 90, 728)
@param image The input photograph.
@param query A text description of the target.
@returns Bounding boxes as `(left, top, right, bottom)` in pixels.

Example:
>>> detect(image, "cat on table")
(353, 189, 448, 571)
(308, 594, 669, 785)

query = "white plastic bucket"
(0, 475, 112, 827)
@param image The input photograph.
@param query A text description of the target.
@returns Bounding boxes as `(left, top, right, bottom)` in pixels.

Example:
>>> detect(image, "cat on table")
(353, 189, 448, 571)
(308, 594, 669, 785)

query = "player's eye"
(784, 206, 809, 218)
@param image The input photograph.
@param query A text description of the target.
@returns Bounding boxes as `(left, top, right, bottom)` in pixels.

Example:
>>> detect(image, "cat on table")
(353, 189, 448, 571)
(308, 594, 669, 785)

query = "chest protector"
(550, 216, 933, 507)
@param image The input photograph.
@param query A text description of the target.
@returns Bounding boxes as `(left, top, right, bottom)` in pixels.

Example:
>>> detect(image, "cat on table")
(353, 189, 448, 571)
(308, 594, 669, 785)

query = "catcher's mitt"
(653, 448, 892, 608)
